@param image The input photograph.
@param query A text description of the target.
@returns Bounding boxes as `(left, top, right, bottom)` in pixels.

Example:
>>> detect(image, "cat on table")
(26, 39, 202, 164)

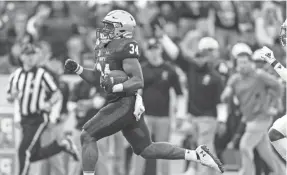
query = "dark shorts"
(83, 96, 152, 155)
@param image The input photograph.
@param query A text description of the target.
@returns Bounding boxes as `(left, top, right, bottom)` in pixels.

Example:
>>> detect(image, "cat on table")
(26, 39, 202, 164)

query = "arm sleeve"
(6, 68, 21, 94)
(6, 72, 15, 94)
(159, 34, 179, 60)
(257, 69, 282, 96)
(42, 72, 58, 93)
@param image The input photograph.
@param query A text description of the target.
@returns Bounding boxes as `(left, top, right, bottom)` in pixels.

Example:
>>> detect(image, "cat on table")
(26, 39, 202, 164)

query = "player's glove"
(101, 74, 114, 93)
(65, 59, 82, 74)
(259, 46, 276, 64)
(133, 93, 145, 121)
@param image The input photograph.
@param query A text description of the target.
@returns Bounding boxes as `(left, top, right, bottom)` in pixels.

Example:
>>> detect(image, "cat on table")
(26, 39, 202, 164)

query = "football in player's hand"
(108, 70, 129, 84)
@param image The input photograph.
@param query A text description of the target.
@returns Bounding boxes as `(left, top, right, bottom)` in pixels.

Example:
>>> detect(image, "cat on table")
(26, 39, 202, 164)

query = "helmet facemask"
(96, 21, 123, 44)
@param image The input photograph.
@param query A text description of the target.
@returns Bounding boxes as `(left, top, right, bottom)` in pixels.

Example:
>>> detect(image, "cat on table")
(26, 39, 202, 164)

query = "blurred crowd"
(0, 1, 286, 73)
(0, 1, 286, 175)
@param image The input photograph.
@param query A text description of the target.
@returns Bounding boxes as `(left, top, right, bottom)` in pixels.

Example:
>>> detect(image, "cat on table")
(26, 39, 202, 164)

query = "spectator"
(179, 19, 210, 62)
(66, 35, 85, 65)
(38, 40, 52, 66)
(255, 1, 283, 47)
(8, 10, 33, 67)
(210, 1, 239, 55)
(39, 58, 68, 175)
(130, 38, 185, 175)
(179, 37, 227, 175)
(178, 1, 211, 38)
(0, 40, 14, 74)
(26, 2, 52, 41)
(7, 10, 31, 46)
(222, 43, 285, 175)
(236, 2, 259, 51)
(50, 1, 70, 18)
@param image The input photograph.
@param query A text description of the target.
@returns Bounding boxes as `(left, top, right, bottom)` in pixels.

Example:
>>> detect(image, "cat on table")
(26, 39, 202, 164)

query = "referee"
(6, 44, 79, 175)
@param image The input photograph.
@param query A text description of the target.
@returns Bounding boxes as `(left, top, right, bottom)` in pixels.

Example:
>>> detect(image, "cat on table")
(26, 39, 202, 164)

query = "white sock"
(271, 138, 287, 161)
(83, 172, 94, 175)
(184, 150, 199, 162)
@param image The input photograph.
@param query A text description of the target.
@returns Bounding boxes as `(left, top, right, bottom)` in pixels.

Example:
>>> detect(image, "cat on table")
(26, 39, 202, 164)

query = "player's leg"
(80, 97, 136, 175)
(256, 133, 285, 175)
(129, 115, 155, 175)
(122, 114, 224, 173)
(268, 115, 287, 160)
(238, 130, 263, 175)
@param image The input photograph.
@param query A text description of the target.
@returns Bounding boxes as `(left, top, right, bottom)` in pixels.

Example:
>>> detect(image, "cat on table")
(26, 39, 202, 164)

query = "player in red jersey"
(64, 10, 224, 175)
(259, 19, 287, 161)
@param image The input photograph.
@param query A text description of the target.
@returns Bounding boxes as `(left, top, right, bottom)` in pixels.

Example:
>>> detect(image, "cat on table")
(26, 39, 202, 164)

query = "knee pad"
(80, 129, 95, 146)
(270, 115, 287, 137)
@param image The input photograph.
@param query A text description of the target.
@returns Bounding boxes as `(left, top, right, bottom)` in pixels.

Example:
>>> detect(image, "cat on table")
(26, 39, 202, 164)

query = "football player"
(259, 19, 287, 161)
(64, 10, 224, 175)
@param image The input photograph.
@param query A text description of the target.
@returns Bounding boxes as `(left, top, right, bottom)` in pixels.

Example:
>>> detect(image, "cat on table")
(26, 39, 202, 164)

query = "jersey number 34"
(129, 44, 139, 55)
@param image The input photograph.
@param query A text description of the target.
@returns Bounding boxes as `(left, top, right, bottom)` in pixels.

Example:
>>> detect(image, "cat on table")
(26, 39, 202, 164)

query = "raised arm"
(259, 46, 287, 82)
(155, 25, 179, 61)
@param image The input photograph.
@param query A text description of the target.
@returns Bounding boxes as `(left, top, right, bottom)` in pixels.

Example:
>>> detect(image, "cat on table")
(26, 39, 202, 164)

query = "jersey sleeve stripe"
(42, 72, 58, 92)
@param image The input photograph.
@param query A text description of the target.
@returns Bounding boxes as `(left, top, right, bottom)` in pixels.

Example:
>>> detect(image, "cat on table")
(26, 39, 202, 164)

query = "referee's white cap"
(231, 43, 252, 58)
(198, 37, 219, 52)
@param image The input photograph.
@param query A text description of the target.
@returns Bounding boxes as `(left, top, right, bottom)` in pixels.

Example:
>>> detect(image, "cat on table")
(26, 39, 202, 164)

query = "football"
(109, 70, 129, 84)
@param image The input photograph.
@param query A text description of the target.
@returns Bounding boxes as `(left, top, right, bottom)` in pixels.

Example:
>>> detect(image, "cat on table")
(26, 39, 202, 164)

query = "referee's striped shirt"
(7, 67, 58, 116)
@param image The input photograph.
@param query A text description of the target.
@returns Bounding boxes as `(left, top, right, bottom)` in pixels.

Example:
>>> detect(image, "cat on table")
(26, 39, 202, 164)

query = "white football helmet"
(97, 10, 136, 44)
(280, 19, 286, 46)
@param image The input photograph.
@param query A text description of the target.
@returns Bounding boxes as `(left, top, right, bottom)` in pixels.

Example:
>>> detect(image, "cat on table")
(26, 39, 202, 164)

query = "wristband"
(75, 65, 83, 75)
(112, 84, 124, 93)
(271, 60, 279, 68)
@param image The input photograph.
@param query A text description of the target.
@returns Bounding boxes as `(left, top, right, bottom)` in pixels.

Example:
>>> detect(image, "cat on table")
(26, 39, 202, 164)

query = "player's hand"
(134, 93, 145, 121)
(64, 59, 79, 73)
(101, 74, 114, 93)
(259, 46, 276, 64)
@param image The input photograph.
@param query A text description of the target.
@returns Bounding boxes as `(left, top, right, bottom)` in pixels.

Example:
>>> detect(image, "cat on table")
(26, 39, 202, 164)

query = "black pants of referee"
(18, 112, 64, 175)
